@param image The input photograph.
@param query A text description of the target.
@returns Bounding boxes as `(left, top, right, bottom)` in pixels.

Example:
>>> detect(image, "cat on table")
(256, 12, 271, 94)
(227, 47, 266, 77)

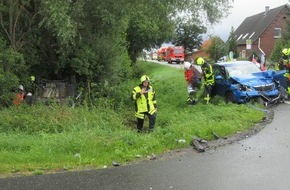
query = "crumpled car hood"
(231, 71, 274, 86)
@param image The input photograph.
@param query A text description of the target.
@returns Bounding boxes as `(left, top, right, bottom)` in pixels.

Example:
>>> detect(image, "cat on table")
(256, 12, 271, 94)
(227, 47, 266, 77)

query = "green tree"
(0, 0, 234, 107)
(171, 0, 234, 56)
(0, 0, 38, 51)
(126, 1, 174, 64)
(207, 36, 227, 62)
(226, 27, 238, 59)
(170, 0, 233, 24)
(126, 0, 233, 64)
(0, 0, 234, 74)
(0, 0, 133, 104)
(0, 37, 26, 107)
(172, 18, 206, 54)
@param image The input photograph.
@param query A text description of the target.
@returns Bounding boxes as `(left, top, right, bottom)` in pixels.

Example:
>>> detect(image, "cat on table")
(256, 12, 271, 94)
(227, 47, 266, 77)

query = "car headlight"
(237, 84, 252, 91)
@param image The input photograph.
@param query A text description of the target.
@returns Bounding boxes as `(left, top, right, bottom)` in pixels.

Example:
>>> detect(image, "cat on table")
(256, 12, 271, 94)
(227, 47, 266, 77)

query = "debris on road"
(191, 137, 208, 152)
(177, 139, 186, 143)
(147, 153, 157, 160)
(112, 161, 120, 166)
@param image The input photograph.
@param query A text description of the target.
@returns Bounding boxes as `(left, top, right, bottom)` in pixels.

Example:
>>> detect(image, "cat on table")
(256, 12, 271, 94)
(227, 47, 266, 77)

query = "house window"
(237, 34, 243, 41)
(249, 32, 255, 39)
(242, 33, 249, 39)
(274, 28, 281, 38)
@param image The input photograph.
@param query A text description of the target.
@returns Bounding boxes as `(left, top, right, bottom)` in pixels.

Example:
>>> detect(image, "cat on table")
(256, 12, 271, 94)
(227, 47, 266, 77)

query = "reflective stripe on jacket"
(201, 63, 214, 85)
(132, 85, 157, 119)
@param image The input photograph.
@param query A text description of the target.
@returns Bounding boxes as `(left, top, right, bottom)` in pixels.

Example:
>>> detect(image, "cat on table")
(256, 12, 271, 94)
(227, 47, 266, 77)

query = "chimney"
(264, 6, 270, 15)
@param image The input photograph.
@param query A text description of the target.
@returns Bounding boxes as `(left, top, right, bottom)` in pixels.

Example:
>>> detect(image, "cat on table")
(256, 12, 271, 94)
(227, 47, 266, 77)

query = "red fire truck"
(165, 46, 184, 64)
(157, 47, 167, 61)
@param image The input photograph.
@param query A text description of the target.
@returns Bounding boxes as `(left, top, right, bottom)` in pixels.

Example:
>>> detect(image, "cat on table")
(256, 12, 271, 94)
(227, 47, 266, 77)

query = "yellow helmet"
(282, 48, 288, 55)
(140, 75, 150, 83)
(31, 75, 35, 82)
(196, 57, 205, 65)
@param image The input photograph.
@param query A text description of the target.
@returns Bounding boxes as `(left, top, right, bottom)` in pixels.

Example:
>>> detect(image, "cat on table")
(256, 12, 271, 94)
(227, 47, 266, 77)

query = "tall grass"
(0, 61, 265, 176)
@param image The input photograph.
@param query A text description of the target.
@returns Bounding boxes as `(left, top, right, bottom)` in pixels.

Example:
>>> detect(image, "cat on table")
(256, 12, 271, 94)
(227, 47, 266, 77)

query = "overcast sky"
(206, 0, 290, 41)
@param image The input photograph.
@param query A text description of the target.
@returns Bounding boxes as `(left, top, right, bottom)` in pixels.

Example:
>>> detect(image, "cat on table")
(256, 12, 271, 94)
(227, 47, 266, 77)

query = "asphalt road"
(149, 59, 185, 69)
(149, 59, 202, 73)
(1, 103, 290, 190)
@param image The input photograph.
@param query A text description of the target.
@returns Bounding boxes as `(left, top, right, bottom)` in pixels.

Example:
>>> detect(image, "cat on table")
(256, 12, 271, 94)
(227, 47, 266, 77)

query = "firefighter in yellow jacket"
(277, 48, 290, 96)
(132, 75, 157, 133)
(197, 57, 215, 104)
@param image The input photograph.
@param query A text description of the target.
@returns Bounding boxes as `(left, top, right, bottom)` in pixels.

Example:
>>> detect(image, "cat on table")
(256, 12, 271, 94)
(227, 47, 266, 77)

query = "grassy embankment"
(0, 61, 265, 176)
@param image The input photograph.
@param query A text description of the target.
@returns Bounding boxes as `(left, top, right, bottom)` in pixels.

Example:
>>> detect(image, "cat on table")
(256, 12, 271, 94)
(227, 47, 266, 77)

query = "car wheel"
(225, 92, 236, 103)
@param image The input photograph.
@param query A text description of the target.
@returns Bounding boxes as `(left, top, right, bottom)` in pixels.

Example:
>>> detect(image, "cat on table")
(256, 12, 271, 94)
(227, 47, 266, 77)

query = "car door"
(212, 65, 228, 96)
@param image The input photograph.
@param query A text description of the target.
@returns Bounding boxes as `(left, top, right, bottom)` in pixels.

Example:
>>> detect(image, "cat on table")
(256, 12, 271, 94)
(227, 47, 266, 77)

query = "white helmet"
(184, 62, 191, 69)
(18, 85, 24, 91)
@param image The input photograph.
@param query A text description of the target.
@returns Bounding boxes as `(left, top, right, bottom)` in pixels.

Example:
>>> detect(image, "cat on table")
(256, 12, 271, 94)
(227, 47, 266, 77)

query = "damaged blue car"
(212, 61, 287, 105)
